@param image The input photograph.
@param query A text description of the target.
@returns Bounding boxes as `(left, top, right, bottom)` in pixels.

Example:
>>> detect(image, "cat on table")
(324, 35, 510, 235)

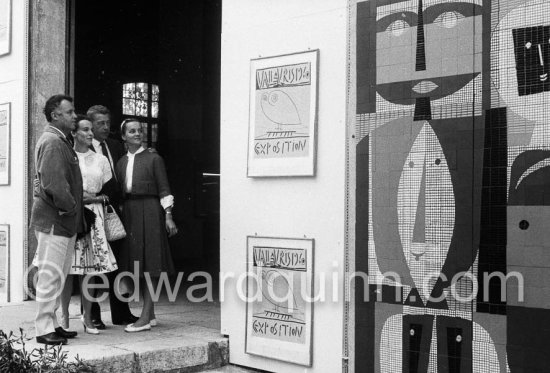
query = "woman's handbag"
(103, 203, 126, 241)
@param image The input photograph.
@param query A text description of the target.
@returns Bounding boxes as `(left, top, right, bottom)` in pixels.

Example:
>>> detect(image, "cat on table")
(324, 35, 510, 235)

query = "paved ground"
(203, 366, 267, 372)
(0, 290, 254, 372)
(1, 292, 220, 334)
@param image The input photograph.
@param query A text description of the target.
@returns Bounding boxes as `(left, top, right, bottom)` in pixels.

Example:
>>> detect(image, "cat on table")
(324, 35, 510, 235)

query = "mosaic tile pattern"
(355, 0, 550, 371)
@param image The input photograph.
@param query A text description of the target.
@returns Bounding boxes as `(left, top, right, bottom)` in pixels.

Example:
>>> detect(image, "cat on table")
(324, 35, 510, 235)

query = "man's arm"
(37, 146, 78, 215)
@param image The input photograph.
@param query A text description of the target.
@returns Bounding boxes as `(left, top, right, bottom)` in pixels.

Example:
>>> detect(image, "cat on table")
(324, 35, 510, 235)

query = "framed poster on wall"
(245, 236, 314, 366)
(247, 50, 319, 177)
(0, 224, 9, 303)
(0, 0, 11, 56)
(0, 102, 10, 185)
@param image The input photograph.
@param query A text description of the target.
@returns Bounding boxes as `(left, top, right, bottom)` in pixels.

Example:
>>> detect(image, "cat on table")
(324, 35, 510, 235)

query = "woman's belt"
(125, 194, 157, 200)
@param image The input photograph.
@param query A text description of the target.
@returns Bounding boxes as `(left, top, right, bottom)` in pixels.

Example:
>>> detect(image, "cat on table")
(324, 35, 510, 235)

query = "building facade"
(0, 0, 548, 372)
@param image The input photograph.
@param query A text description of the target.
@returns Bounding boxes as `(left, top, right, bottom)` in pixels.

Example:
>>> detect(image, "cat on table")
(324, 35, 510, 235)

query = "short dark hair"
(43, 94, 73, 123)
(120, 117, 141, 135)
(86, 105, 111, 119)
(75, 114, 91, 128)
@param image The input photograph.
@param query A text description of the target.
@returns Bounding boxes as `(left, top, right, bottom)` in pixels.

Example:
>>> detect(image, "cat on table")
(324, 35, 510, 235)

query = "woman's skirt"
(69, 202, 118, 275)
(118, 196, 175, 277)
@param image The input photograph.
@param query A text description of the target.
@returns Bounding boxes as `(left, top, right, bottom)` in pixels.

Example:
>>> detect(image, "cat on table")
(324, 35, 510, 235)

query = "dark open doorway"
(72, 0, 221, 278)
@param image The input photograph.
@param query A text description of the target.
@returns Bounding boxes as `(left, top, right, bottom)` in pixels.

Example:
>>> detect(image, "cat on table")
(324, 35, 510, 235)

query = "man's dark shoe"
(54, 327, 77, 339)
(112, 314, 139, 325)
(91, 319, 106, 330)
(36, 332, 67, 345)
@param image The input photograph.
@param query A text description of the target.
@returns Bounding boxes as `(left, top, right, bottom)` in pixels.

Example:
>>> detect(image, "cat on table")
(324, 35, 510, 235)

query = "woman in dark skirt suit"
(116, 118, 178, 332)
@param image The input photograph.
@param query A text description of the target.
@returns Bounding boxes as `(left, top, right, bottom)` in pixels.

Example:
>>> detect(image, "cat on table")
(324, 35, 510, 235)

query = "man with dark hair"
(31, 94, 84, 345)
(86, 104, 138, 327)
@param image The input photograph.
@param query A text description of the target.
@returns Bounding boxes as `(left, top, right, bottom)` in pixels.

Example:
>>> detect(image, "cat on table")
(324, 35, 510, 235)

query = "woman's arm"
(82, 192, 109, 205)
(151, 154, 178, 237)
(164, 206, 178, 237)
(152, 154, 171, 198)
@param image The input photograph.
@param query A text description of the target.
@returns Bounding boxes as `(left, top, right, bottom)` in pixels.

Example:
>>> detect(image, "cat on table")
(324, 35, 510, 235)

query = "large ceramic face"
(397, 123, 455, 301)
(494, 0, 550, 124)
(375, 0, 483, 105)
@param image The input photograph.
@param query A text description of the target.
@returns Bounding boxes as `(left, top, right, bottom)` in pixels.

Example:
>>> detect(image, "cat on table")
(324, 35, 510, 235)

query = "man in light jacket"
(31, 94, 84, 345)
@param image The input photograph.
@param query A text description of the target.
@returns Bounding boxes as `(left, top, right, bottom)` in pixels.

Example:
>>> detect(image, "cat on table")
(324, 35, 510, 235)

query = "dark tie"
(100, 141, 109, 158)
(100, 142, 117, 181)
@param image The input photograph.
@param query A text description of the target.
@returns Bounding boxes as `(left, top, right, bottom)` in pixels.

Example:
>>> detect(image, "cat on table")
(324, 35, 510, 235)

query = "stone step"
(27, 328, 229, 373)
(200, 364, 271, 372)
(1, 295, 231, 372)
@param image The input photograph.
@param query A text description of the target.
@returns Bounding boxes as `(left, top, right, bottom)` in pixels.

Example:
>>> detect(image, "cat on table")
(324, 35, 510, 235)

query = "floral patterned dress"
(69, 150, 118, 275)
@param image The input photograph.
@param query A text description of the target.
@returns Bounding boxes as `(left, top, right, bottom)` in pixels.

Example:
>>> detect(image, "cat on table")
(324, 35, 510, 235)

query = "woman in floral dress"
(60, 115, 118, 334)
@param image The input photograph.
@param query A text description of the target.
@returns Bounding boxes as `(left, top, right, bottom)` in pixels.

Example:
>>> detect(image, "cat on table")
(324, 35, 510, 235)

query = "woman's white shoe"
(124, 323, 151, 333)
(150, 319, 157, 327)
(81, 316, 99, 335)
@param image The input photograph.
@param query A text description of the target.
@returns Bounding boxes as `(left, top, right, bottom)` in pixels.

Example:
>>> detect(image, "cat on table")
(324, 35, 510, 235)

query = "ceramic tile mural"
(354, 0, 550, 371)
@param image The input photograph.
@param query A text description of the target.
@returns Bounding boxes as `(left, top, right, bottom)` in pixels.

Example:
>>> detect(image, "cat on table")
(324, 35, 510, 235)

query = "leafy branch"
(0, 328, 94, 372)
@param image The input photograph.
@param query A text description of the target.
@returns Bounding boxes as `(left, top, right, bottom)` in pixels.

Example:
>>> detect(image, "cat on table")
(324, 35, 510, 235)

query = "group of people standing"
(30, 94, 178, 345)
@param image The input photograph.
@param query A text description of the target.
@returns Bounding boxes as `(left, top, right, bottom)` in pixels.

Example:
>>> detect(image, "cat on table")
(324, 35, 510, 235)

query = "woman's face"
(122, 121, 143, 146)
(73, 119, 94, 147)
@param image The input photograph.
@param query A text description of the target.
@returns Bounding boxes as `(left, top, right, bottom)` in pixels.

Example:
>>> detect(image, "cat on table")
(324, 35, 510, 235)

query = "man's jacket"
(30, 126, 85, 237)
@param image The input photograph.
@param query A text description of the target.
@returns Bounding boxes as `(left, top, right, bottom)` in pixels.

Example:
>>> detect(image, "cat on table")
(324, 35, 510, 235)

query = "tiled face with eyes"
(494, 1, 550, 124)
(513, 25, 550, 96)
(397, 124, 455, 302)
(375, 0, 483, 105)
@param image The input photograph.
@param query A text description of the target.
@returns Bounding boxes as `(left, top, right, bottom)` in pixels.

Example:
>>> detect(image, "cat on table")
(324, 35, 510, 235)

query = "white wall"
(220, 1, 349, 371)
(0, 0, 29, 303)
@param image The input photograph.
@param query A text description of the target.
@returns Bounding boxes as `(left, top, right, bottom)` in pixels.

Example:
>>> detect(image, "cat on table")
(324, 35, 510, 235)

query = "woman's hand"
(82, 194, 109, 205)
(82, 192, 95, 204)
(165, 214, 178, 237)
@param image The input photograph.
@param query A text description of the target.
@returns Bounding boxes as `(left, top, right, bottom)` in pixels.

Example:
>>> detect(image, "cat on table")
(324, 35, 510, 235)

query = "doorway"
(72, 0, 221, 278)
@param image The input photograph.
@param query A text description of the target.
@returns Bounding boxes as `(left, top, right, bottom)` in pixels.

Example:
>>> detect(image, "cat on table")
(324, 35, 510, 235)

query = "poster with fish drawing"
(247, 50, 318, 177)
(245, 236, 314, 366)
(0, 103, 9, 185)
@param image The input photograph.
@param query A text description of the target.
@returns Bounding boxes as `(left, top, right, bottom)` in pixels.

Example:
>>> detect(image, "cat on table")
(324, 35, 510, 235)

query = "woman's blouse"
(76, 150, 112, 195)
(124, 146, 144, 194)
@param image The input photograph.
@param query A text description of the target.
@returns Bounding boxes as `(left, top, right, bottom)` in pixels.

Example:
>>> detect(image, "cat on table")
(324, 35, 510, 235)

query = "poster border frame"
(0, 224, 10, 303)
(0, 0, 12, 57)
(244, 235, 314, 366)
(0, 102, 11, 186)
(246, 49, 319, 178)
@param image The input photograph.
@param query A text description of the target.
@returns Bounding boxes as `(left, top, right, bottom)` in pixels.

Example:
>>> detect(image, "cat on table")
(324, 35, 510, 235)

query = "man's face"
(91, 113, 111, 142)
(52, 100, 76, 134)
(375, 0, 483, 105)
